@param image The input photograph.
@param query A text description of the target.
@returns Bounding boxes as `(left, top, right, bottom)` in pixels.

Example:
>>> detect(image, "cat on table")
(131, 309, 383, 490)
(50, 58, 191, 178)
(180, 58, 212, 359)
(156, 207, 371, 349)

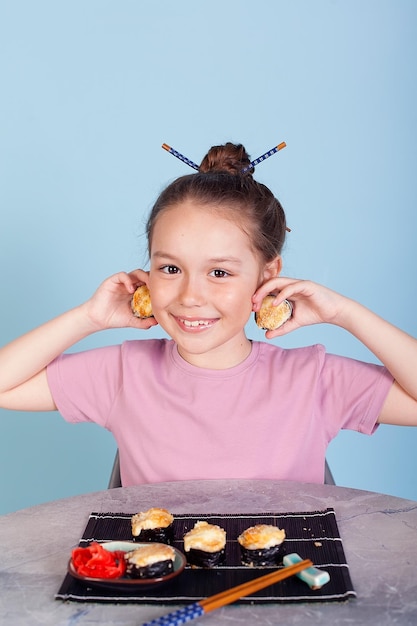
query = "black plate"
(68, 541, 186, 590)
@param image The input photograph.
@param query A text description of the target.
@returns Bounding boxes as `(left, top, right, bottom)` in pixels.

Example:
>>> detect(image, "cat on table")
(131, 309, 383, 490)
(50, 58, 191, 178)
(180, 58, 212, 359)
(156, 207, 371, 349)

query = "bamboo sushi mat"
(56, 508, 356, 604)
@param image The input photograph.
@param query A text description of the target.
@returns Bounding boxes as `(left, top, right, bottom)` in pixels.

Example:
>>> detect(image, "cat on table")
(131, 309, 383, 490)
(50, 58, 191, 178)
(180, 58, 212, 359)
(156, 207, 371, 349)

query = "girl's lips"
(174, 316, 218, 332)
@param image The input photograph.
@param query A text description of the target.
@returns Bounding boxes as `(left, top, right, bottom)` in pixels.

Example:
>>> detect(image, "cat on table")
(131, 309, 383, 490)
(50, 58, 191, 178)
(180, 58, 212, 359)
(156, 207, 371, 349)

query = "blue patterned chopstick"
(241, 141, 286, 173)
(162, 143, 200, 171)
(141, 558, 312, 626)
(142, 603, 204, 626)
(162, 141, 286, 175)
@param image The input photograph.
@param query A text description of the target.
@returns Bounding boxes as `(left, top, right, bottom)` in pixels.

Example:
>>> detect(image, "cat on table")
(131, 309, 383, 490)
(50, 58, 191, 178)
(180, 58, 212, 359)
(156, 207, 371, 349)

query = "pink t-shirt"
(47, 339, 393, 485)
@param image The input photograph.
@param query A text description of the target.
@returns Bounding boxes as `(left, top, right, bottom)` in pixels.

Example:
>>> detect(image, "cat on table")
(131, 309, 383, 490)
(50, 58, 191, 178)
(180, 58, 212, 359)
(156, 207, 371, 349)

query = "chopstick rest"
(283, 553, 330, 589)
(141, 559, 312, 626)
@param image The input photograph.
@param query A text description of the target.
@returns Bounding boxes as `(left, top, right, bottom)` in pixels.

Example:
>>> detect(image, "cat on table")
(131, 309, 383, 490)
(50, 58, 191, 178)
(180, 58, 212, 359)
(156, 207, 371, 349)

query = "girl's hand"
(252, 277, 350, 338)
(83, 270, 158, 332)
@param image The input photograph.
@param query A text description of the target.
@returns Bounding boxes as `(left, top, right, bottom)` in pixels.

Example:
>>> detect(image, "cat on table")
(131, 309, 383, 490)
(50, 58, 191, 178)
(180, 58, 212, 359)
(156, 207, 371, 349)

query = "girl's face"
(148, 200, 275, 369)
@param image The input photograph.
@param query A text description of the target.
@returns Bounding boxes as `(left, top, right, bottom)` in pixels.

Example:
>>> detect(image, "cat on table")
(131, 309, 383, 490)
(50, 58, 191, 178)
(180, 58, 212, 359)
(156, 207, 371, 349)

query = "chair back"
(108, 449, 121, 488)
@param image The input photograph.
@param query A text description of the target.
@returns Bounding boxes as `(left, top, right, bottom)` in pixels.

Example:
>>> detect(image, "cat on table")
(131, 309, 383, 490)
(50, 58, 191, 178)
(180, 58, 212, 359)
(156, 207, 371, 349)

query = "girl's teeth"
(182, 319, 210, 327)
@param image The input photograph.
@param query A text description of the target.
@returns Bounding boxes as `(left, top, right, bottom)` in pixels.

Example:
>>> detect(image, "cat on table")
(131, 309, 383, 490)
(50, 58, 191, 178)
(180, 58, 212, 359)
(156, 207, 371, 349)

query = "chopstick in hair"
(162, 143, 200, 171)
(241, 141, 287, 174)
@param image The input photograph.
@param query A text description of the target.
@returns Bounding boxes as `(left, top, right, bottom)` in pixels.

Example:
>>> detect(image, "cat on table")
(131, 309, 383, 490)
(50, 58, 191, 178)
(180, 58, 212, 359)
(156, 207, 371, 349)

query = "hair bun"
(199, 142, 252, 175)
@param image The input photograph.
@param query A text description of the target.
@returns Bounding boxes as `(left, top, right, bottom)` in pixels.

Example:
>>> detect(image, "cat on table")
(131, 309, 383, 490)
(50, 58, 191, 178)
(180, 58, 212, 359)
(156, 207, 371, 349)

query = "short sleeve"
(47, 345, 123, 428)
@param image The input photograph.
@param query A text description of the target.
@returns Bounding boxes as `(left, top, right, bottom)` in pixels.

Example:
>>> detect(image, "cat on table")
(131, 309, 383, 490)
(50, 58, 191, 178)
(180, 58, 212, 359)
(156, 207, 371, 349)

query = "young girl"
(1, 142, 416, 486)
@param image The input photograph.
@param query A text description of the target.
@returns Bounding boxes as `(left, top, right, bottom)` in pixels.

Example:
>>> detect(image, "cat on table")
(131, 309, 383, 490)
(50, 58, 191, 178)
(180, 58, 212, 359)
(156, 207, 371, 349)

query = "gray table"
(1, 479, 416, 625)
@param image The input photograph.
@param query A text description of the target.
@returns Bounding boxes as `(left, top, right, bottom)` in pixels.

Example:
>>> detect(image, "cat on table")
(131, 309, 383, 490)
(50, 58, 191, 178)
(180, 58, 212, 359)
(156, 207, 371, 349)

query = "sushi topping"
(125, 544, 176, 568)
(71, 542, 126, 579)
(131, 285, 153, 318)
(255, 296, 292, 330)
(183, 521, 226, 553)
(238, 524, 286, 550)
(131, 507, 174, 537)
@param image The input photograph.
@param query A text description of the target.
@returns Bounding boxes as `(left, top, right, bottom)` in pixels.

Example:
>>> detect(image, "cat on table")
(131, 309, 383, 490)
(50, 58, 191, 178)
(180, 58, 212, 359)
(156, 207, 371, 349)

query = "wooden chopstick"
(200, 559, 313, 612)
(142, 559, 313, 625)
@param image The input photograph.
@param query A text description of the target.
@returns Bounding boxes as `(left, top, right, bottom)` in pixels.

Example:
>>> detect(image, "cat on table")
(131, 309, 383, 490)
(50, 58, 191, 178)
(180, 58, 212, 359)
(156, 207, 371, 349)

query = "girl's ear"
(262, 256, 282, 281)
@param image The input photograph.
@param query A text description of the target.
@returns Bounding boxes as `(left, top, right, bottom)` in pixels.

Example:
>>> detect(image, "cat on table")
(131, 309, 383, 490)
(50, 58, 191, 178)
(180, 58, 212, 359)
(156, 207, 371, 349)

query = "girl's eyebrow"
(151, 251, 178, 261)
(152, 251, 243, 265)
(208, 257, 243, 266)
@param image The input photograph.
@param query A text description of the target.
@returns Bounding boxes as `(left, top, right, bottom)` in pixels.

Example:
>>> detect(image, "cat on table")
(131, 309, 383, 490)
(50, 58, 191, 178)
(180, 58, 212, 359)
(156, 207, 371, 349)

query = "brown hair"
(146, 142, 287, 263)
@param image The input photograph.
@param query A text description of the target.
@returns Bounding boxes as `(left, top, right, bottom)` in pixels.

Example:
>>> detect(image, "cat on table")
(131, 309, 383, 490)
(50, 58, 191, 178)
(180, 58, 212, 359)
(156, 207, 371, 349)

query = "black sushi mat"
(56, 508, 356, 604)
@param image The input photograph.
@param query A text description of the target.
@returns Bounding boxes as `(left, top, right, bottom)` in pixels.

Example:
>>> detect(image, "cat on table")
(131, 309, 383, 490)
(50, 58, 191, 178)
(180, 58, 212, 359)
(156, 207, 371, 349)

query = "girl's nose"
(179, 276, 205, 307)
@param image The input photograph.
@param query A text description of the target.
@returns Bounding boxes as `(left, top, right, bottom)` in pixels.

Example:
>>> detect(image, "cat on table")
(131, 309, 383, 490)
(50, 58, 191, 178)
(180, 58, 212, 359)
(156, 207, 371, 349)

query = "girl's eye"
(161, 265, 180, 274)
(210, 269, 230, 278)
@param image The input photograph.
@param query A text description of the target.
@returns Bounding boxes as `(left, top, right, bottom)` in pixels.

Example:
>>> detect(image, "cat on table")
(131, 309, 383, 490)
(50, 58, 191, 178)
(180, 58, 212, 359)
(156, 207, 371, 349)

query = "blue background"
(1, 0, 416, 514)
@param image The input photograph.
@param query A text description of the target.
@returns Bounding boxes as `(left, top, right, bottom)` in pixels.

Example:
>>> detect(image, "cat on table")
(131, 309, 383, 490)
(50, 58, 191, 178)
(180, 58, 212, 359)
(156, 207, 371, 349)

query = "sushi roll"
(183, 521, 226, 568)
(131, 507, 174, 544)
(124, 543, 176, 579)
(131, 284, 153, 319)
(238, 524, 286, 566)
(255, 296, 292, 330)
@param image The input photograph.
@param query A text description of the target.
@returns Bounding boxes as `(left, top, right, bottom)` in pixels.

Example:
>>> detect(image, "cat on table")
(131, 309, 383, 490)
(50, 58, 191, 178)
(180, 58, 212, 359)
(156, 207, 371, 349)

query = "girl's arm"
(253, 277, 417, 426)
(0, 270, 156, 411)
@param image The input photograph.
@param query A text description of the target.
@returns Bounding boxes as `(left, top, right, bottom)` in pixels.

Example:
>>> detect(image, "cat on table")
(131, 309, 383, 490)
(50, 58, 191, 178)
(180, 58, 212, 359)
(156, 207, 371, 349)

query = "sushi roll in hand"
(255, 296, 292, 331)
(131, 284, 153, 319)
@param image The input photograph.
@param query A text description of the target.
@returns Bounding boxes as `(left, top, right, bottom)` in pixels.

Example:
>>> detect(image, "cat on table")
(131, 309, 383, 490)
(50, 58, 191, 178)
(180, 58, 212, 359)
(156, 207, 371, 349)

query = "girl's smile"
(148, 200, 271, 369)
(175, 316, 218, 331)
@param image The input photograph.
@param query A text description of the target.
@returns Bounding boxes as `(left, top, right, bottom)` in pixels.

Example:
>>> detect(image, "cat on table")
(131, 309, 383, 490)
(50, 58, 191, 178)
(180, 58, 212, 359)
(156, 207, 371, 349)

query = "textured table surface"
(1, 479, 416, 625)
